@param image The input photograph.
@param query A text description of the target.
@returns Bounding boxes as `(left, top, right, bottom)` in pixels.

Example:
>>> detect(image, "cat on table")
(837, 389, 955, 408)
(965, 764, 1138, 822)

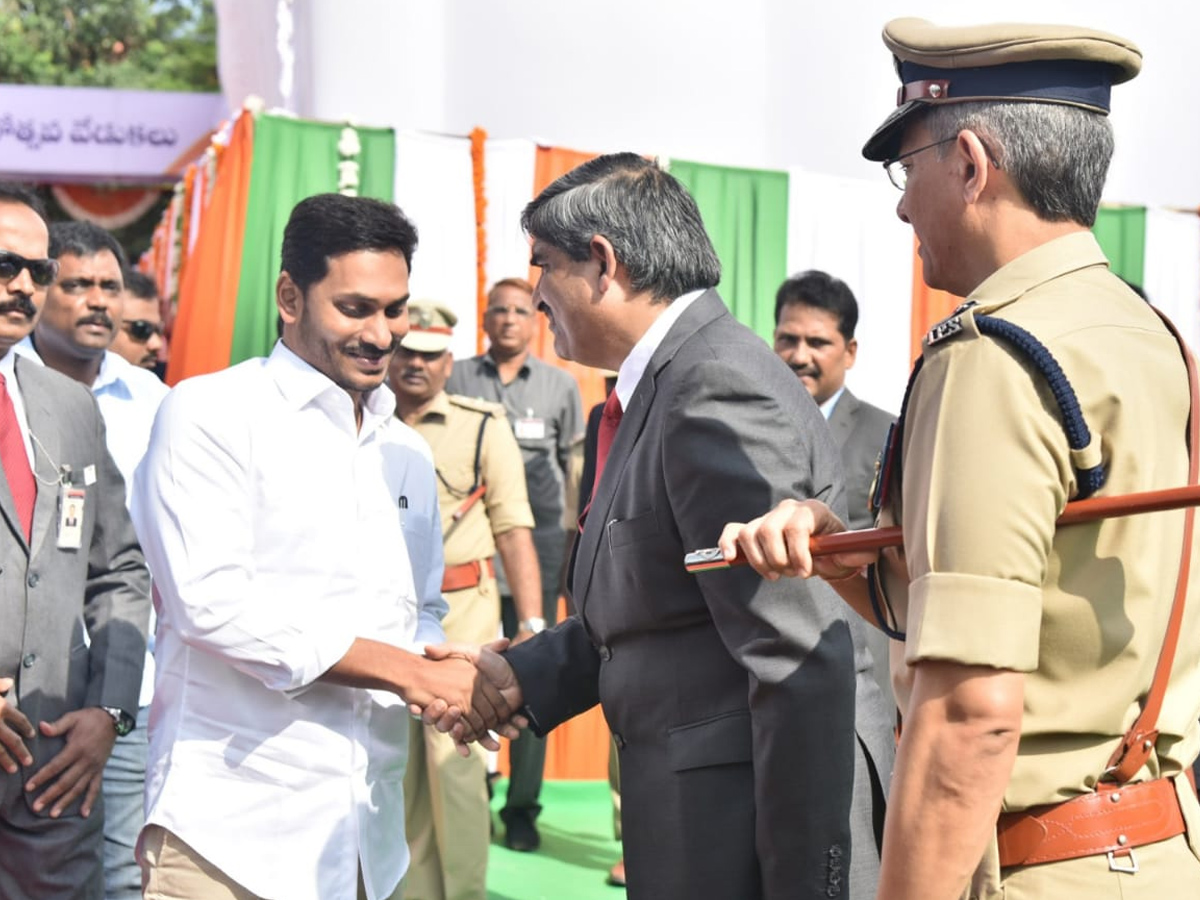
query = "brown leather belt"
(996, 776, 1188, 869)
(441, 558, 495, 593)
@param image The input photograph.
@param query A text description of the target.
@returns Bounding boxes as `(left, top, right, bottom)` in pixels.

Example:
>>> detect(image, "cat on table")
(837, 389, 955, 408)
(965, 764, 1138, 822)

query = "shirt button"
(612, 732, 626, 750)
(26, 573, 38, 588)
(21, 653, 35, 669)
(598, 645, 612, 661)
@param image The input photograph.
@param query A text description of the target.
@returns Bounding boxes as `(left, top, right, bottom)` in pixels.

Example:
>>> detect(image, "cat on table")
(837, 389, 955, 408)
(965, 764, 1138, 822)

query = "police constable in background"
(723, 17, 1200, 900)
(390, 301, 542, 900)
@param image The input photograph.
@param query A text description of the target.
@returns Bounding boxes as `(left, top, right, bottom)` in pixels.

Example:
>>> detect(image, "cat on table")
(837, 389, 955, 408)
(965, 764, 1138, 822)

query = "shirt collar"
(483, 350, 531, 377)
(614, 288, 706, 410)
(966, 230, 1110, 314)
(0, 346, 17, 383)
(268, 340, 398, 435)
(818, 385, 846, 420)
(415, 390, 452, 423)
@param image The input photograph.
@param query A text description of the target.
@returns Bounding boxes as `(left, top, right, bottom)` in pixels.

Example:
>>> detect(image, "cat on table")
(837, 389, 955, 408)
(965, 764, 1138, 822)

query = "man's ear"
(590, 235, 619, 293)
(844, 336, 858, 370)
(957, 130, 993, 206)
(277, 272, 302, 325)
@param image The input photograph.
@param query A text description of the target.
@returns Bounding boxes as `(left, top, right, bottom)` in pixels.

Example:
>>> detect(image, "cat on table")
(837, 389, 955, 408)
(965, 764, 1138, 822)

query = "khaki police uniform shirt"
(411, 392, 535, 568)
(880, 231, 1200, 812)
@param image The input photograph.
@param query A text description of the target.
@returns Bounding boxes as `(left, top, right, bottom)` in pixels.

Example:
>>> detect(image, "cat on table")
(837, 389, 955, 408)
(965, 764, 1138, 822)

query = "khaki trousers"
(396, 576, 498, 900)
(140, 826, 371, 900)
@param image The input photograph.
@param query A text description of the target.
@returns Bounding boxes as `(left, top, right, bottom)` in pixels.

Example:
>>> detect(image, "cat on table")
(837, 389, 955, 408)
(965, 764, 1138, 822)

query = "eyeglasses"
(485, 305, 534, 319)
(883, 136, 1002, 191)
(0, 250, 59, 287)
(123, 319, 164, 342)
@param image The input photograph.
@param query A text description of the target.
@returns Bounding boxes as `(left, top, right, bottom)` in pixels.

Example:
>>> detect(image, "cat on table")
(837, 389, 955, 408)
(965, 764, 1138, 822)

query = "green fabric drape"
(1093, 206, 1147, 287)
(668, 160, 789, 342)
(229, 115, 397, 365)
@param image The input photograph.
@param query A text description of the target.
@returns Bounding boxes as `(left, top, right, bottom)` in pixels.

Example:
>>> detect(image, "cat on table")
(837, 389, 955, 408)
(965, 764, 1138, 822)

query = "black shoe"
(503, 812, 541, 852)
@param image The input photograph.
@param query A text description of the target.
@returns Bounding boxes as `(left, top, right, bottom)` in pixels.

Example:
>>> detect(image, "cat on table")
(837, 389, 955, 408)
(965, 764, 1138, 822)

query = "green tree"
(0, 0, 218, 92)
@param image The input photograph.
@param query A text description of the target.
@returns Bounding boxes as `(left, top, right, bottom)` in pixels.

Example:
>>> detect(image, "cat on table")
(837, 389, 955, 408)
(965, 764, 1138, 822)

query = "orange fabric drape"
(166, 112, 255, 385)
(527, 146, 609, 415)
(908, 236, 962, 361)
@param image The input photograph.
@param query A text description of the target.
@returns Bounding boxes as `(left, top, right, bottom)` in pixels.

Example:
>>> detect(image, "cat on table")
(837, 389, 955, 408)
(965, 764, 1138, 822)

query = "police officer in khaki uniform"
(722, 18, 1200, 900)
(389, 301, 542, 900)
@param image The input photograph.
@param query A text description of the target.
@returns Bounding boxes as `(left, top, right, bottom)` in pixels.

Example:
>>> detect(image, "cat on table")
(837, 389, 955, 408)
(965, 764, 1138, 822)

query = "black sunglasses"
(0, 250, 59, 287)
(123, 319, 165, 342)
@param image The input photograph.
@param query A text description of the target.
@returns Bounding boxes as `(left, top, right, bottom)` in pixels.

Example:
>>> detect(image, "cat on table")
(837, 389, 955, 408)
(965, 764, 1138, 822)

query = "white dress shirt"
(130, 341, 447, 900)
(15, 339, 169, 704)
(614, 288, 706, 411)
(0, 349, 34, 469)
(818, 385, 846, 421)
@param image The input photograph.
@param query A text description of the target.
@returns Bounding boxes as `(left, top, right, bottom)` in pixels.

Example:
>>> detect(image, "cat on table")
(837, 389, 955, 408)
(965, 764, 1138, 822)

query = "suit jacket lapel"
(827, 388, 857, 451)
(573, 290, 729, 614)
(17, 359, 61, 556)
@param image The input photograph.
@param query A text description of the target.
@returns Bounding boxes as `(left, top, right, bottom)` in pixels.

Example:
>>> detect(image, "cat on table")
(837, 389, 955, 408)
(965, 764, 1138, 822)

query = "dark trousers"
(499, 526, 567, 818)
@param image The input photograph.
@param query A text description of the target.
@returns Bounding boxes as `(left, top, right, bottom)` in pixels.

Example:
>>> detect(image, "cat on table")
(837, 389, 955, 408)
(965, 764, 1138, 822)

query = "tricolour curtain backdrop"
(669, 159, 789, 345)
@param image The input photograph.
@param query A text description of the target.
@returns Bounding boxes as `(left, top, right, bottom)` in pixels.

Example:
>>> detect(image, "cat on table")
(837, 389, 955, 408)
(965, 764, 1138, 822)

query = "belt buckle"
(1107, 848, 1139, 874)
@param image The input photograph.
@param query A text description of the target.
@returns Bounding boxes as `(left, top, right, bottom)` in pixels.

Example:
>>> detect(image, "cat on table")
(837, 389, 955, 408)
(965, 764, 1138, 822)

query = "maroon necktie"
(580, 391, 623, 531)
(0, 373, 35, 541)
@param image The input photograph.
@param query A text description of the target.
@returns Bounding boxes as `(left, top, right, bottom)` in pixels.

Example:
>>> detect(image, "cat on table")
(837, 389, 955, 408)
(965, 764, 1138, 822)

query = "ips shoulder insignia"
(924, 301, 980, 349)
(448, 394, 505, 418)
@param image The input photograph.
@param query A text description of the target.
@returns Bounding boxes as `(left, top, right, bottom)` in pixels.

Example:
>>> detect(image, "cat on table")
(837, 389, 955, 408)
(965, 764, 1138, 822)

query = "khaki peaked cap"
(863, 17, 1142, 161)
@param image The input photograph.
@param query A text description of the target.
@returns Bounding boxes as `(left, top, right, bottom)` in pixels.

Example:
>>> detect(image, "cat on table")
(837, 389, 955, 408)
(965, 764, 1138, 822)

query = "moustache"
(0, 295, 37, 320)
(346, 339, 400, 360)
(77, 313, 114, 330)
(790, 365, 820, 378)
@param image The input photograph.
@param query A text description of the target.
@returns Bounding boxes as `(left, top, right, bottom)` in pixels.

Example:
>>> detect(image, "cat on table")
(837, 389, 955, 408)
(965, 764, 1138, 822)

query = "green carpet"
(487, 780, 624, 900)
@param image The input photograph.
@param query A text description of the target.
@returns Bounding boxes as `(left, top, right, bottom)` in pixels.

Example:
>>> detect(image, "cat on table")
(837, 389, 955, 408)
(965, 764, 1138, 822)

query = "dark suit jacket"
(827, 389, 897, 728)
(0, 355, 149, 818)
(507, 292, 876, 900)
(826, 388, 894, 532)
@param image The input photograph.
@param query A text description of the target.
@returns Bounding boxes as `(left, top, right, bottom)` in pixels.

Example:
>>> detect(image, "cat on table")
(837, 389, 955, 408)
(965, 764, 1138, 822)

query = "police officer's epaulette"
(864, 299, 1108, 642)
(447, 394, 505, 419)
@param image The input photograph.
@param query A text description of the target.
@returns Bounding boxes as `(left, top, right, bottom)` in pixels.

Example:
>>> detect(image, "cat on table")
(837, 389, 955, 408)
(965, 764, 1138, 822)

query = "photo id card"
(58, 487, 86, 550)
(514, 417, 546, 440)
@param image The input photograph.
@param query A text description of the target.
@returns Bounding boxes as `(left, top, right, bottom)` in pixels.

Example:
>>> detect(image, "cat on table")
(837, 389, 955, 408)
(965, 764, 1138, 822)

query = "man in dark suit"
(0, 184, 150, 899)
(773, 271, 895, 533)
(431, 154, 891, 900)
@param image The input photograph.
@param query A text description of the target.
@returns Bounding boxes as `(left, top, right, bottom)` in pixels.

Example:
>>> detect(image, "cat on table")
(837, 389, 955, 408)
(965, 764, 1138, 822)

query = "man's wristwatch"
(518, 617, 547, 635)
(101, 706, 135, 737)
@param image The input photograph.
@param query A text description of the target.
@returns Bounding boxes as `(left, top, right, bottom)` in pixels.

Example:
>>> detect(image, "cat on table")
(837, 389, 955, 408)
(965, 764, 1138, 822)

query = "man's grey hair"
(925, 100, 1114, 227)
(520, 153, 721, 302)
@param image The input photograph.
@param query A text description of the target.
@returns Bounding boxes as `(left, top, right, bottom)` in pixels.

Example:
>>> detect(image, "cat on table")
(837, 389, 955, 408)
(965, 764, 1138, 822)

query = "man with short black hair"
(111, 270, 166, 373)
(0, 184, 150, 900)
(131, 193, 498, 900)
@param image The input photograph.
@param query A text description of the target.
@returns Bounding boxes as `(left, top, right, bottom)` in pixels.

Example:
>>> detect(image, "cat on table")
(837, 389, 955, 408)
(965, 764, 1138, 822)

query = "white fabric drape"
(1144, 208, 1200, 354)
(393, 131, 480, 362)
(786, 169, 914, 415)
(483, 139, 538, 304)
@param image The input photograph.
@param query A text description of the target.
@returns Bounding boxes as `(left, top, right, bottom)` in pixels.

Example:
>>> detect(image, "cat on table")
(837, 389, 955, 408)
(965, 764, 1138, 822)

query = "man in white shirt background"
(14, 220, 169, 900)
(131, 192, 506, 900)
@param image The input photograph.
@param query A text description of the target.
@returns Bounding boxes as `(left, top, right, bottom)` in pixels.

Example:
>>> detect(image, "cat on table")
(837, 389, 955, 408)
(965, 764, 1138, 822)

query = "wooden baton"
(684, 483, 1200, 574)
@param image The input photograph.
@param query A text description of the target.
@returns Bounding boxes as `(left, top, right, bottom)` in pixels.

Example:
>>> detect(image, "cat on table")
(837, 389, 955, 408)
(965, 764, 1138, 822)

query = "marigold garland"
(469, 126, 488, 354)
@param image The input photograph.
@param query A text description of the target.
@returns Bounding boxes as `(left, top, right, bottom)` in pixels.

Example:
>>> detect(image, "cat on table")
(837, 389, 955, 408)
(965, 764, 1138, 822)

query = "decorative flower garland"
(338, 125, 361, 196)
(469, 126, 488, 353)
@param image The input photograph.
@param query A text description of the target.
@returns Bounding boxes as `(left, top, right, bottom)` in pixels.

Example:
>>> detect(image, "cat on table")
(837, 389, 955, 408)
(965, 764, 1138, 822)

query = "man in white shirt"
(14, 220, 169, 900)
(0, 185, 149, 900)
(131, 193, 506, 900)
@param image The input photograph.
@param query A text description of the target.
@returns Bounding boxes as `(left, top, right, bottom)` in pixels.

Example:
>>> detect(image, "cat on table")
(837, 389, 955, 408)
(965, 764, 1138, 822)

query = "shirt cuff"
(905, 571, 1042, 671)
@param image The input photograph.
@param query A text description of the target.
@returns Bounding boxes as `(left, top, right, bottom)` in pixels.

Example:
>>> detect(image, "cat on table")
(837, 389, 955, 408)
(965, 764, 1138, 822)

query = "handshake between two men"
(406, 639, 531, 756)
